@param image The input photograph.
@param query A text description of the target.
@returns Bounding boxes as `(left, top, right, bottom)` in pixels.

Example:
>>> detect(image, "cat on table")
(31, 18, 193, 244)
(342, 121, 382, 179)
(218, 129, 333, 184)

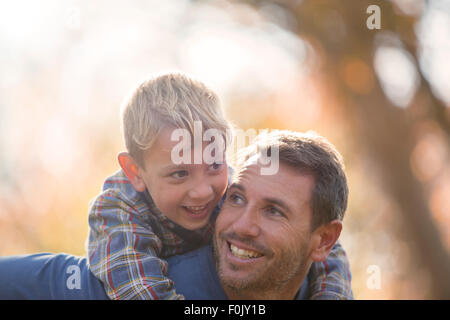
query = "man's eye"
(266, 206, 284, 217)
(171, 170, 188, 179)
(228, 193, 244, 205)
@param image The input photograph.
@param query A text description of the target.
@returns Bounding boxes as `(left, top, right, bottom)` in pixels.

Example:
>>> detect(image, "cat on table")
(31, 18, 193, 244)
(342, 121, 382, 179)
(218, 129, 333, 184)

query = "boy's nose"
(188, 182, 214, 201)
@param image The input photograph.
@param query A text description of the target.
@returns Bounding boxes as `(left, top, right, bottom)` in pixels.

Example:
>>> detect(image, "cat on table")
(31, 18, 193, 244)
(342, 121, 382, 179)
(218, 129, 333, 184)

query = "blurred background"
(0, 0, 449, 299)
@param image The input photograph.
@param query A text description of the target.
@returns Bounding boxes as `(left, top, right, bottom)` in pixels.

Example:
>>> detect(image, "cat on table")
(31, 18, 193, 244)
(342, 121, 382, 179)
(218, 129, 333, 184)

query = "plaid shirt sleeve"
(307, 241, 354, 300)
(87, 189, 184, 300)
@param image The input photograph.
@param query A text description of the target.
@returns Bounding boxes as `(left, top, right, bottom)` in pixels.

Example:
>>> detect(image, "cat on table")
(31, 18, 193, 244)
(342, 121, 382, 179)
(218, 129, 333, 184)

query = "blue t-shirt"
(0, 253, 107, 299)
(0, 245, 308, 300)
(168, 245, 309, 300)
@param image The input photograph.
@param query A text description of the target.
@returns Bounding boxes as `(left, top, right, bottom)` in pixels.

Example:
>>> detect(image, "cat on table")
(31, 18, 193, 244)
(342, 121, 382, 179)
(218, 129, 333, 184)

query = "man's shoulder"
(167, 245, 227, 300)
(167, 245, 211, 270)
(0, 253, 108, 300)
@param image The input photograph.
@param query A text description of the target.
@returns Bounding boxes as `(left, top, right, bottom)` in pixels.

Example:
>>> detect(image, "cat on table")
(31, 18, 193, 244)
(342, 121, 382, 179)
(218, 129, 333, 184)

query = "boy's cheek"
(148, 184, 181, 209)
(219, 167, 230, 190)
(216, 176, 229, 200)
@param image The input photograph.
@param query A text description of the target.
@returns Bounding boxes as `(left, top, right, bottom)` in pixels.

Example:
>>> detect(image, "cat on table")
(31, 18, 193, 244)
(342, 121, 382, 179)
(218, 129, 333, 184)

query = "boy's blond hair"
(120, 72, 232, 168)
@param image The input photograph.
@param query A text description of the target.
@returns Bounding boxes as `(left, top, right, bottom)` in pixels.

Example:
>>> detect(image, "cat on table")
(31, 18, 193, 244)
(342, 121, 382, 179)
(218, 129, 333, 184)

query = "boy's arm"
(87, 190, 184, 300)
(307, 241, 353, 300)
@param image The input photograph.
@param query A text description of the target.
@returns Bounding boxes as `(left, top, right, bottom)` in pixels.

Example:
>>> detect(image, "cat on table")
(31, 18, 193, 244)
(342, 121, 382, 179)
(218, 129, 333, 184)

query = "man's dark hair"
(235, 130, 349, 230)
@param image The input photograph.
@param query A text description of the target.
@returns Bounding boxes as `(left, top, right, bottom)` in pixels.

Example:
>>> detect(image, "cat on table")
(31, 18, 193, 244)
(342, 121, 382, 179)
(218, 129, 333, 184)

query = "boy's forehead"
(146, 126, 225, 165)
(153, 126, 207, 150)
(153, 127, 180, 153)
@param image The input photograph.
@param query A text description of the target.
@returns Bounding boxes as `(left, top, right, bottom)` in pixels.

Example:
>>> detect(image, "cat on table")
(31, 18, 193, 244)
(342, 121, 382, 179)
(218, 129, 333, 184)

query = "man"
(211, 130, 350, 299)
(0, 130, 352, 300)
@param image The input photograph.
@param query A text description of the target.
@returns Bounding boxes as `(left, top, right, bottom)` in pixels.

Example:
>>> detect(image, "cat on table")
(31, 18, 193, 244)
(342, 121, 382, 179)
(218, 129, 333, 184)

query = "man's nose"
(231, 206, 261, 238)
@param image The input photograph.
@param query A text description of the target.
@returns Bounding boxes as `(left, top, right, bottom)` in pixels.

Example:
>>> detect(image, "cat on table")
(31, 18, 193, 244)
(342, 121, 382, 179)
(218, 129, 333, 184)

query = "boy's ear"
(117, 152, 146, 192)
(309, 220, 342, 262)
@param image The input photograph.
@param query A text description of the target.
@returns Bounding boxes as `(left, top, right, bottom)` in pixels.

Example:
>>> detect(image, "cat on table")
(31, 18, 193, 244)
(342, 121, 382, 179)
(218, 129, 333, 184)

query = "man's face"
(139, 127, 228, 230)
(213, 161, 315, 294)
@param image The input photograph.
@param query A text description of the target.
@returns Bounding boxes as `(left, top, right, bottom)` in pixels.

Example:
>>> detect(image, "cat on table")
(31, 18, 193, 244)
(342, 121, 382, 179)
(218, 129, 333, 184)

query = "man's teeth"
(230, 244, 262, 259)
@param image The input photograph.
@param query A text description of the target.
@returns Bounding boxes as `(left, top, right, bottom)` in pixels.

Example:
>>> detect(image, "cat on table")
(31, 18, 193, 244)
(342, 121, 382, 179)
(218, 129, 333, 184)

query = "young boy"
(87, 72, 353, 300)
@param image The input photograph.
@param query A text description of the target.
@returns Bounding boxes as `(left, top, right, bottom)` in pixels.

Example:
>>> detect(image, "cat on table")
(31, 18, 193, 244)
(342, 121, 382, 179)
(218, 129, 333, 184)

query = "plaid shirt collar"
(138, 188, 217, 248)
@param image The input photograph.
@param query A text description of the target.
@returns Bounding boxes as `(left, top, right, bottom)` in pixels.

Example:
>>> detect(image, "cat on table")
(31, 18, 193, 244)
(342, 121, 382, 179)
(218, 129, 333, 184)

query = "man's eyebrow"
(263, 197, 292, 214)
(228, 182, 245, 192)
(229, 183, 292, 213)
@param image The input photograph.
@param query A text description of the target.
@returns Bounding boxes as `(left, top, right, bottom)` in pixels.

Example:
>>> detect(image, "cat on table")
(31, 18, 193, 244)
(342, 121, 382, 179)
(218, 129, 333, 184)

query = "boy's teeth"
(184, 204, 207, 213)
(230, 244, 262, 259)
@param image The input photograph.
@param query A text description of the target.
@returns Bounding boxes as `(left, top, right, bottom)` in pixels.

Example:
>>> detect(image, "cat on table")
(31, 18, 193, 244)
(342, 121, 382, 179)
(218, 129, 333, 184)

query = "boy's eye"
(170, 170, 188, 179)
(209, 162, 223, 171)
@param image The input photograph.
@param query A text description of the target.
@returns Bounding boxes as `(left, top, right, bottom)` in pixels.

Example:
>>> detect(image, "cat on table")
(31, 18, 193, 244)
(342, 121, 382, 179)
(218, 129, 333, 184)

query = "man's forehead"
(231, 162, 315, 208)
(231, 163, 285, 191)
(242, 154, 260, 167)
(231, 162, 261, 184)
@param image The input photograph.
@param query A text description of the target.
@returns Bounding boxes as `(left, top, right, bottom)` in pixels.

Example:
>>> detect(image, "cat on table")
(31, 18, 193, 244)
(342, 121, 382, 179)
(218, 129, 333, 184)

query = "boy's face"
(137, 127, 228, 230)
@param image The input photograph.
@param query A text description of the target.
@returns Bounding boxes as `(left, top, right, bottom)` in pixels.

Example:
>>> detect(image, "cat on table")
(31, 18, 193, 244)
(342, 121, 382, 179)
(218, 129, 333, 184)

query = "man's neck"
(224, 286, 299, 300)
(222, 263, 311, 300)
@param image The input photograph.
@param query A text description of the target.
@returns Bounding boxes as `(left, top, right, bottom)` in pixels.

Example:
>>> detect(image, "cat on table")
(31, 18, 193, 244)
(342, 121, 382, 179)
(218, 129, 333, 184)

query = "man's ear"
(118, 152, 146, 192)
(310, 220, 342, 262)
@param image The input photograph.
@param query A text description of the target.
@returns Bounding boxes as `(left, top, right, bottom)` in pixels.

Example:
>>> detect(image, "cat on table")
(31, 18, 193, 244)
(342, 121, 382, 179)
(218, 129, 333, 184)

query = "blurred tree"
(230, 0, 450, 298)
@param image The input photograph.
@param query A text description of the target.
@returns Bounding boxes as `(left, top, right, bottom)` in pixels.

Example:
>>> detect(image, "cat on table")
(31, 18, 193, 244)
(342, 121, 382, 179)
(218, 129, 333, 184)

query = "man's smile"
(224, 239, 269, 265)
(229, 243, 263, 259)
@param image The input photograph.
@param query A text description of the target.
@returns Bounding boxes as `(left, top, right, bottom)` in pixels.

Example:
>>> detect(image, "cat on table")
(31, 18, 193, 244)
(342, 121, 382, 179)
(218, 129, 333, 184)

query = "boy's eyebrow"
(161, 164, 189, 172)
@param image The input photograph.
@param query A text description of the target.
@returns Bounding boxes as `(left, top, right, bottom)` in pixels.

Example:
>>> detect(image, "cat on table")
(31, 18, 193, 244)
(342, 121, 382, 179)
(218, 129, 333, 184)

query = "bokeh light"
(0, 0, 449, 299)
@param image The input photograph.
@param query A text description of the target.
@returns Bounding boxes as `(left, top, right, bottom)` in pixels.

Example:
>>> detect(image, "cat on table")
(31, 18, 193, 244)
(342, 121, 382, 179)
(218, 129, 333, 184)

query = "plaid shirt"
(87, 169, 353, 300)
(308, 241, 353, 299)
(87, 170, 217, 300)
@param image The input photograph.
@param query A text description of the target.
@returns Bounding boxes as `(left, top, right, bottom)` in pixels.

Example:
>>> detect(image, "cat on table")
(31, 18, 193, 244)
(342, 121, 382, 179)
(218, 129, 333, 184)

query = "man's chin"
(217, 256, 268, 292)
(218, 269, 262, 292)
(213, 236, 270, 291)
